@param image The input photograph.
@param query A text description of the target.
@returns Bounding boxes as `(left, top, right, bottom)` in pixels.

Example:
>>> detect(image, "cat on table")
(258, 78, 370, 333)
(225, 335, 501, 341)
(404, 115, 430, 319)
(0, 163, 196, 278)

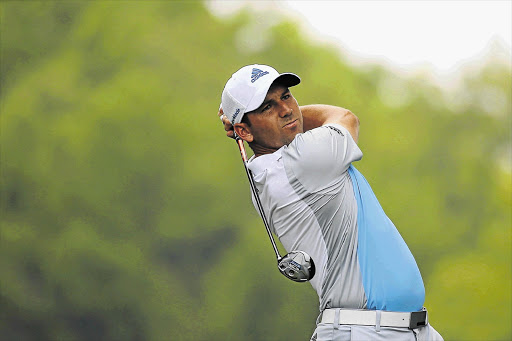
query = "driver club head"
(277, 250, 315, 282)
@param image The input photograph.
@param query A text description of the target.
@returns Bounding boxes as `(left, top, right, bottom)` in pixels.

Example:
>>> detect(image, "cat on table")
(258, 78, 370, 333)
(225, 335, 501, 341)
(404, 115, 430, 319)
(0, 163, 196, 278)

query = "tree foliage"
(1, 2, 510, 340)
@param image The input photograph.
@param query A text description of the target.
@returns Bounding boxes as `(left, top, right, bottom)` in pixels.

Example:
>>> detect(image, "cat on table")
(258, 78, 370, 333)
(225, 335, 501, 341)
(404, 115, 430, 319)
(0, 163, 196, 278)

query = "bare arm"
(300, 104, 360, 143)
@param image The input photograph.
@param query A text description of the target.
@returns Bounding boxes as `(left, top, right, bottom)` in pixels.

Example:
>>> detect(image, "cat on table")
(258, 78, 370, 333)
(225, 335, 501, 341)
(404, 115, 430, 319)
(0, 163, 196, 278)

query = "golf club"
(234, 133, 315, 282)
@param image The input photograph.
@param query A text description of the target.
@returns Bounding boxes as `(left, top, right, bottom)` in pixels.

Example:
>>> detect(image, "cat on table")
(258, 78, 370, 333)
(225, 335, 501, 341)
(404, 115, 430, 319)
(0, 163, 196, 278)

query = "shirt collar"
(247, 147, 283, 176)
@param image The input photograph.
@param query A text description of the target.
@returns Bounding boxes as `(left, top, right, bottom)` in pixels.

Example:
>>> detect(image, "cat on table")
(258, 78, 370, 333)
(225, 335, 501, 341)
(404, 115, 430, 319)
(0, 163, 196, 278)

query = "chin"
(284, 134, 299, 146)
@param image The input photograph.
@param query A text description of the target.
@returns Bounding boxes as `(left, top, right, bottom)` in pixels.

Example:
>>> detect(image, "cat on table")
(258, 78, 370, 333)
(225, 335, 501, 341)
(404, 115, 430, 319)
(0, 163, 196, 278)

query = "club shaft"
(235, 136, 282, 260)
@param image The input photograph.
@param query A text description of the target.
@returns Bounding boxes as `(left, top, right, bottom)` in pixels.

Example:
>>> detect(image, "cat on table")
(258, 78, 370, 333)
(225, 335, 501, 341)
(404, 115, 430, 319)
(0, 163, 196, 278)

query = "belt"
(320, 308, 427, 329)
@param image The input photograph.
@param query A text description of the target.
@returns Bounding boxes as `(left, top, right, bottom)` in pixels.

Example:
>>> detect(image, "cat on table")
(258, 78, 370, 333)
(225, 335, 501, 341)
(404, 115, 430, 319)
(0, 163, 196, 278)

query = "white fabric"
(321, 308, 418, 328)
(221, 64, 299, 124)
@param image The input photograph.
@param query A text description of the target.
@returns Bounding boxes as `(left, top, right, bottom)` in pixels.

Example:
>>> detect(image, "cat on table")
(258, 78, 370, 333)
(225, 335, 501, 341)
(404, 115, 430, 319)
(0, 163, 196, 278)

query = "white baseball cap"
(221, 64, 300, 125)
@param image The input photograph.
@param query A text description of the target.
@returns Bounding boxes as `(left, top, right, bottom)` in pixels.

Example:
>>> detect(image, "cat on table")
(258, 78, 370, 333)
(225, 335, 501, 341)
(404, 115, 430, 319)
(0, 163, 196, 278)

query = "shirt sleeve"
(282, 123, 363, 193)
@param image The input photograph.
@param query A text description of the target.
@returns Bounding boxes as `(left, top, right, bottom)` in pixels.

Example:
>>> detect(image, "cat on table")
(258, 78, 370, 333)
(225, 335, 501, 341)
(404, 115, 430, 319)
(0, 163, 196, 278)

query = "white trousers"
(310, 323, 444, 341)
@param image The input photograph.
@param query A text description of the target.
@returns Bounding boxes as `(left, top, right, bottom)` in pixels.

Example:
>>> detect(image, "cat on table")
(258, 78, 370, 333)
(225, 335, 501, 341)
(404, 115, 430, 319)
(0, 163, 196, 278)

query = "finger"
(221, 116, 235, 139)
(217, 105, 235, 139)
(220, 112, 233, 129)
(222, 116, 232, 128)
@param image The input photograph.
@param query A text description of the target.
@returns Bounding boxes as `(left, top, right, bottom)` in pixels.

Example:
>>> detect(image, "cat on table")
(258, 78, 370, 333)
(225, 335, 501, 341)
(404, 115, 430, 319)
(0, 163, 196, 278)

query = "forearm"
(300, 104, 360, 143)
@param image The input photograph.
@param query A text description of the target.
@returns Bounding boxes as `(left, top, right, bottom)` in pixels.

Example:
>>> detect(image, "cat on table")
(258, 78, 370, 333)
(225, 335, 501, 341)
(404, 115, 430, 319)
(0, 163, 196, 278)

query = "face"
(236, 83, 303, 154)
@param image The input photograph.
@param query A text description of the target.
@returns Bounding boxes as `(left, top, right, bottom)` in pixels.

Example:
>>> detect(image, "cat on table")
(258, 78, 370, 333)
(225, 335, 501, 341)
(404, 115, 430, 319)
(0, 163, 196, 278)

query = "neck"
(249, 142, 280, 158)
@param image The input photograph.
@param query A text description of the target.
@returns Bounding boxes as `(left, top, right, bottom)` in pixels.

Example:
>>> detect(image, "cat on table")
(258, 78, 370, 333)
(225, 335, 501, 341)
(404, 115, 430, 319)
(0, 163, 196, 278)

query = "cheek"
(252, 121, 274, 140)
(258, 124, 282, 145)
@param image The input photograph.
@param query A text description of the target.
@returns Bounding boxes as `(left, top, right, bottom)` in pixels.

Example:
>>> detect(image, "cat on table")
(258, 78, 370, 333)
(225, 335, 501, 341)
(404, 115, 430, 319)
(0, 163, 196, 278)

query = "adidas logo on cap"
(251, 68, 269, 83)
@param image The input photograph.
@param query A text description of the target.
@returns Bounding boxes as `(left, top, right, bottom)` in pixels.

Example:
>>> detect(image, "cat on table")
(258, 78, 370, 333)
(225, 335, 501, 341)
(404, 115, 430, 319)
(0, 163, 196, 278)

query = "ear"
(233, 123, 254, 143)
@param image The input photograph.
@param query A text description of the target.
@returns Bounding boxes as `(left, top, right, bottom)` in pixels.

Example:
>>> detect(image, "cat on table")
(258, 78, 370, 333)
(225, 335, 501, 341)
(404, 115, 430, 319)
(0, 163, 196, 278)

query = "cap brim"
(245, 73, 301, 113)
(273, 73, 301, 88)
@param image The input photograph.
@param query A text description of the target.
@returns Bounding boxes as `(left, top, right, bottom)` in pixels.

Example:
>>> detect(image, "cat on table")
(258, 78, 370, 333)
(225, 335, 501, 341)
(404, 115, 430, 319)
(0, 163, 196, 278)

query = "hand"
(218, 106, 235, 139)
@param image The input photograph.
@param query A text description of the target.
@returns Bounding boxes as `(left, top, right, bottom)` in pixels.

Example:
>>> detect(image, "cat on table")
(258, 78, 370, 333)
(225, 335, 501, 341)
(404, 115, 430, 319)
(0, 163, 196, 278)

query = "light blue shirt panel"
(348, 166, 425, 312)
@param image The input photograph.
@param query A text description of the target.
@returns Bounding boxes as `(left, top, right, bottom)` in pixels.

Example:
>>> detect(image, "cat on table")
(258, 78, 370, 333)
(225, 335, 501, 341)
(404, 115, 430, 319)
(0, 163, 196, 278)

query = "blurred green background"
(1, 1, 510, 340)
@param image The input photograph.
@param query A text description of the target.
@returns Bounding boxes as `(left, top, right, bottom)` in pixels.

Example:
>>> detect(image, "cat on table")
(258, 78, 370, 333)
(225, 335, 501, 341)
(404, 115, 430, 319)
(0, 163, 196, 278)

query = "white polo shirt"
(247, 123, 425, 312)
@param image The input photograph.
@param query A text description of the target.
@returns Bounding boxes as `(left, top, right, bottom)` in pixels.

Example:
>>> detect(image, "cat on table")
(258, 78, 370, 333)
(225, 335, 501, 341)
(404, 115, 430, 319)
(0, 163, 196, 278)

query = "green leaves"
(1, 1, 510, 340)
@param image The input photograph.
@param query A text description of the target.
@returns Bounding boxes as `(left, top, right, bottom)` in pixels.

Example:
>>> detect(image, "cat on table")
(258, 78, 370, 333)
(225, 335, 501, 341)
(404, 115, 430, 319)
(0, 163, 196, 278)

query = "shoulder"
(300, 123, 353, 142)
(287, 123, 356, 164)
(282, 124, 363, 192)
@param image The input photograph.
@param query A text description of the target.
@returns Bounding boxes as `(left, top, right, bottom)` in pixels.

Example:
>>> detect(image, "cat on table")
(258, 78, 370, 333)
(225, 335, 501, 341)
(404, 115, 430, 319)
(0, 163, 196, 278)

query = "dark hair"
(241, 113, 251, 127)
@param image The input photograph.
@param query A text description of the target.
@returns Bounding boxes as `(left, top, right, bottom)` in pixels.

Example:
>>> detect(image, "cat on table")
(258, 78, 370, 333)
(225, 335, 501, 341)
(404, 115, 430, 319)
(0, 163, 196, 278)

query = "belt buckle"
(408, 310, 427, 329)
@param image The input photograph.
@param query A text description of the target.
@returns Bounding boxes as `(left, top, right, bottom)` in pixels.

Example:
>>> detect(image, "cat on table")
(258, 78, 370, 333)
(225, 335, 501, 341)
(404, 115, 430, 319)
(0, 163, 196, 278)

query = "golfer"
(218, 64, 443, 341)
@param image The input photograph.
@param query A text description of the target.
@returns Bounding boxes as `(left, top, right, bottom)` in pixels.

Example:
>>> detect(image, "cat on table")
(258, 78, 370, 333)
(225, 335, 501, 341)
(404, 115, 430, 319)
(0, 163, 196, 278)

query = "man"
(218, 64, 443, 341)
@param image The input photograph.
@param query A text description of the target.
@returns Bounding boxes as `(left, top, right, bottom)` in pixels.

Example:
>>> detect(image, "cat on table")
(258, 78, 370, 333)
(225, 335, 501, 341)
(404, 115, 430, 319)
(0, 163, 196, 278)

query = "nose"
(278, 103, 292, 118)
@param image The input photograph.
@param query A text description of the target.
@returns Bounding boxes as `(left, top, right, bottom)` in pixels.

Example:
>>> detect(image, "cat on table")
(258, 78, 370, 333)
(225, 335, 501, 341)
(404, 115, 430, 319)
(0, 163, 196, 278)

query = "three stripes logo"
(251, 68, 269, 83)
